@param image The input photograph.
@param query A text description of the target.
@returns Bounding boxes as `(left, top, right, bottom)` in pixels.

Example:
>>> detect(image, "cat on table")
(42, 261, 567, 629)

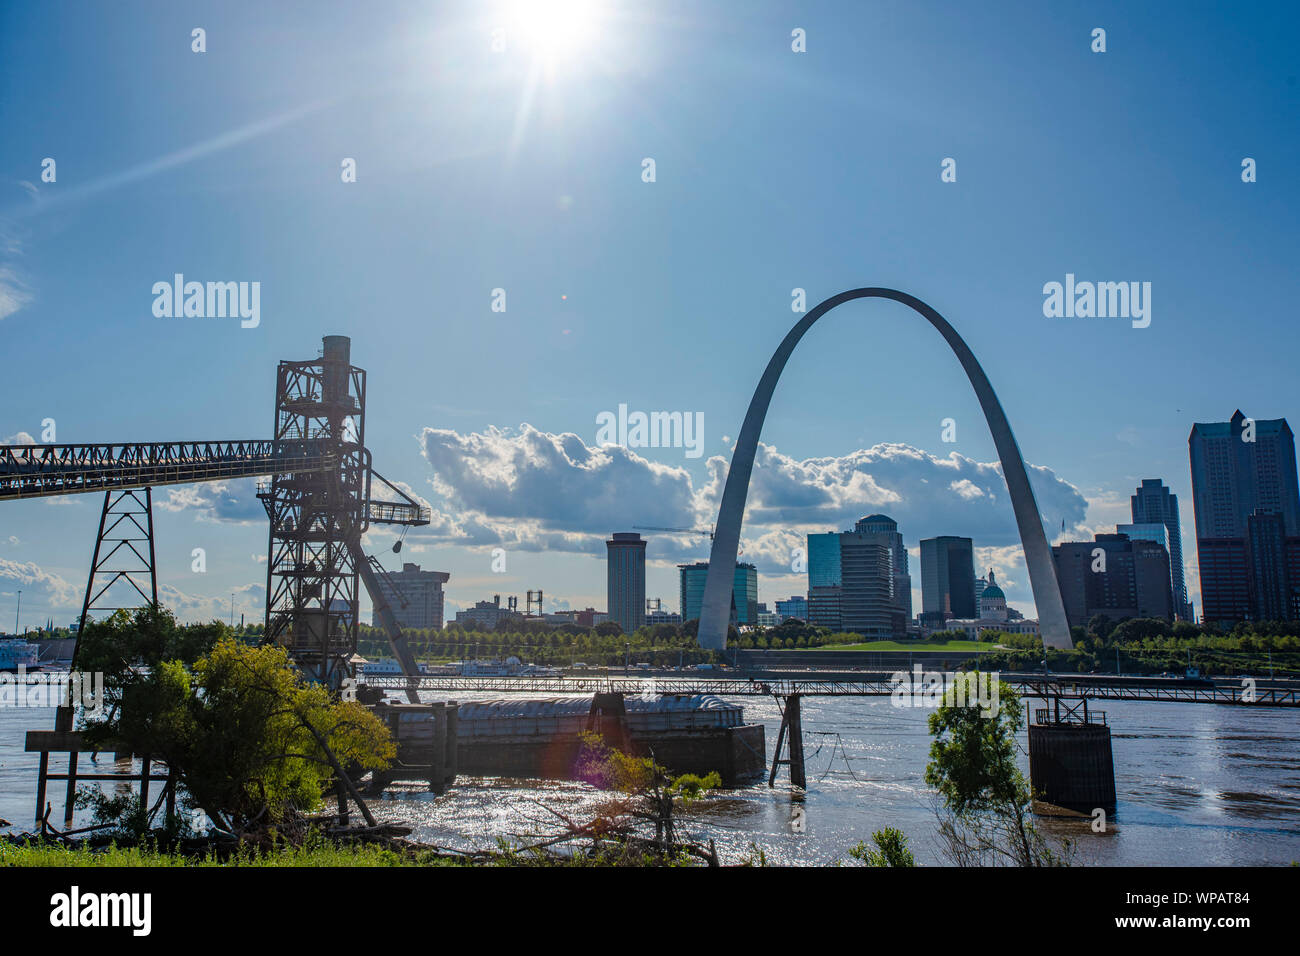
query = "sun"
(507, 0, 601, 64)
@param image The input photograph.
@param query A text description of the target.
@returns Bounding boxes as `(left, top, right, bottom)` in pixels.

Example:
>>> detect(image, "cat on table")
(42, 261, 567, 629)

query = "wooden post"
(34, 751, 49, 823)
(445, 701, 459, 787)
(768, 704, 788, 788)
(768, 694, 806, 790)
(64, 752, 78, 826)
(165, 770, 177, 822)
(139, 755, 151, 810)
(786, 694, 806, 790)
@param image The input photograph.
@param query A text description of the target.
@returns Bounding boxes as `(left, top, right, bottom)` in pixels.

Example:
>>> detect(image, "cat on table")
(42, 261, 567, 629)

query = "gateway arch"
(697, 287, 1073, 652)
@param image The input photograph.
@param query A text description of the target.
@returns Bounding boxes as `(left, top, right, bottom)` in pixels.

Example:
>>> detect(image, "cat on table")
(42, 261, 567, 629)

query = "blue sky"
(2, 0, 1297, 628)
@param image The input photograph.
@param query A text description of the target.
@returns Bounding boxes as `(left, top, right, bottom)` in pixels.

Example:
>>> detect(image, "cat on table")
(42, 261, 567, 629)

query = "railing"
(0, 439, 334, 499)
(358, 673, 1300, 707)
(365, 500, 431, 525)
(1035, 707, 1106, 726)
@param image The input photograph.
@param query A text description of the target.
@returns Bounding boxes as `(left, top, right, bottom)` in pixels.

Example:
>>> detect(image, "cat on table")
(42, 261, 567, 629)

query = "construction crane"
(633, 524, 742, 555)
(632, 525, 714, 540)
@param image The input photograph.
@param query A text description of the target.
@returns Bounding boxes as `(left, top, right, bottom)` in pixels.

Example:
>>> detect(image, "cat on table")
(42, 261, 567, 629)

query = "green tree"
(849, 828, 916, 867)
(82, 623, 394, 837)
(925, 674, 1071, 867)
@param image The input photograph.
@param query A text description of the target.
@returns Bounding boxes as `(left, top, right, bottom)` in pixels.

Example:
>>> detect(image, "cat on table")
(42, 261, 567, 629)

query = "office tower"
(606, 532, 646, 635)
(1052, 533, 1174, 628)
(920, 536, 977, 619)
(1189, 411, 1300, 624)
(775, 595, 808, 620)
(807, 585, 842, 630)
(806, 531, 842, 630)
(733, 564, 759, 624)
(855, 514, 912, 620)
(679, 561, 758, 624)
(805, 517, 907, 637)
(807, 532, 841, 588)
(973, 571, 988, 617)
(1117, 520, 1182, 620)
(1130, 479, 1192, 620)
(369, 563, 450, 630)
(839, 532, 896, 636)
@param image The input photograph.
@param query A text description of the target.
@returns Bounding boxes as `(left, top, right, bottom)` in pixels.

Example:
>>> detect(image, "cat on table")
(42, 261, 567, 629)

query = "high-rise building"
(855, 514, 912, 620)
(1189, 411, 1300, 624)
(807, 532, 841, 588)
(733, 563, 759, 625)
(839, 532, 896, 636)
(606, 532, 646, 635)
(807, 585, 842, 630)
(806, 530, 843, 630)
(804, 516, 907, 638)
(369, 563, 450, 630)
(1052, 533, 1174, 628)
(679, 561, 758, 625)
(1130, 479, 1192, 620)
(920, 536, 977, 620)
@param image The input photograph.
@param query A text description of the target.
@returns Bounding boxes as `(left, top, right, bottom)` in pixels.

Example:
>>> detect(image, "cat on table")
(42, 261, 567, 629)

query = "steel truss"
(78, 488, 159, 637)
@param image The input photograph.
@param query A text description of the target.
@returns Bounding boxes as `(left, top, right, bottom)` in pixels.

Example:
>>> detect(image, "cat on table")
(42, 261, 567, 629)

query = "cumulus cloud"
(1, 432, 35, 445)
(156, 478, 267, 524)
(0, 558, 78, 607)
(416, 424, 707, 561)
(413, 425, 1089, 578)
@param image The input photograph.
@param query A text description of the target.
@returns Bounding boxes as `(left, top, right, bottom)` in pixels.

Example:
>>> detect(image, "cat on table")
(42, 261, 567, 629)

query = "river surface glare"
(3, 689, 1297, 865)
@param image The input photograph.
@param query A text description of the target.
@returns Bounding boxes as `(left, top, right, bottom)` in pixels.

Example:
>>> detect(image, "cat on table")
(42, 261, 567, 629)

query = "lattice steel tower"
(259, 335, 371, 688)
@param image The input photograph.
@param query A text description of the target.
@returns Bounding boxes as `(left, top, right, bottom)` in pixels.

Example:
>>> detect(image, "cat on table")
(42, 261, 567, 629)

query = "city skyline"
(2, 2, 1298, 631)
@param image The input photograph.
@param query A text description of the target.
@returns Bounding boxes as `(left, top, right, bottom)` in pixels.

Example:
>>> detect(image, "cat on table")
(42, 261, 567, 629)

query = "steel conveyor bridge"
(0, 335, 431, 690)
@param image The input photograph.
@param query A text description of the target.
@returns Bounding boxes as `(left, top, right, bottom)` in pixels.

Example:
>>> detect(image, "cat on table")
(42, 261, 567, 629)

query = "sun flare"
(507, 0, 601, 64)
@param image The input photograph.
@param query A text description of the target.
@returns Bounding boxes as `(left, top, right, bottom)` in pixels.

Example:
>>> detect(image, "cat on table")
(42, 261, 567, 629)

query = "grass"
(0, 839, 465, 868)
(814, 640, 991, 652)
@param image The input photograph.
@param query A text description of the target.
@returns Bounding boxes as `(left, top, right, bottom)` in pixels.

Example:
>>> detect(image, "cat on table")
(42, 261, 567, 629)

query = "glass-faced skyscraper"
(1130, 479, 1191, 620)
(1189, 411, 1300, 624)
(920, 536, 977, 619)
(679, 561, 758, 624)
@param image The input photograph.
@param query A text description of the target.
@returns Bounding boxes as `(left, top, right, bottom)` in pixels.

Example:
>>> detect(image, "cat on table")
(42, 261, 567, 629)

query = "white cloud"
(0, 558, 78, 607)
(0, 266, 32, 321)
(413, 425, 1090, 581)
(157, 478, 267, 525)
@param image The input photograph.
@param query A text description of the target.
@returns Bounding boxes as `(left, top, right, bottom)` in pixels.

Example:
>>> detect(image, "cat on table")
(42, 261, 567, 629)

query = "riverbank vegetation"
(355, 614, 1300, 676)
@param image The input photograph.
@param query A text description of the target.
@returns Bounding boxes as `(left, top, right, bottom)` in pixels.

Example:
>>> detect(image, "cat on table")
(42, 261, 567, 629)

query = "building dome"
(855, 514, 898, 533)
(981, 568, 1006, 603)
